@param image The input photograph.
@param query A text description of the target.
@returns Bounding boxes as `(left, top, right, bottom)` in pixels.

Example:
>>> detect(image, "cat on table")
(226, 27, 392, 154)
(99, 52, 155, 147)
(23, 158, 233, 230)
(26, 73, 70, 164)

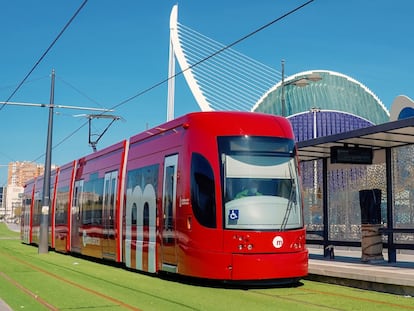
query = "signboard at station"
(330, 146, 373, 164)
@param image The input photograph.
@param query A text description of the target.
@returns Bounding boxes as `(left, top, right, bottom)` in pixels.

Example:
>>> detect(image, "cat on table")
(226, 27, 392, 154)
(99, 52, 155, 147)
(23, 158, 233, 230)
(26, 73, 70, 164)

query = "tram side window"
(22, 197, 31, 223)
(56, 186, 69, 225)
(33, 194, 42, 226)
(191, 153, 216, 228)
(82, 174, 104, 225)
(164, 166, 174, 230)
(131, 203, 137, 225)
(24, 198, 31, 210)
(143, 202, 149, 226)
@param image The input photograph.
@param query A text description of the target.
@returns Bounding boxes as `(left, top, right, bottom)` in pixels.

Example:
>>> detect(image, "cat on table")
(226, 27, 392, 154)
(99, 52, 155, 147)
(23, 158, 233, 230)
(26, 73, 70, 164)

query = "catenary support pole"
(38, 69, 55, 254)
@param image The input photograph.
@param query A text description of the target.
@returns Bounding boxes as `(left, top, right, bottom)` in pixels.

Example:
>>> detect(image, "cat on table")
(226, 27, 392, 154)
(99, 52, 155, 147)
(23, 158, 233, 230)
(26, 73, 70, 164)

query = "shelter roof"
(297, 117, 414, 162)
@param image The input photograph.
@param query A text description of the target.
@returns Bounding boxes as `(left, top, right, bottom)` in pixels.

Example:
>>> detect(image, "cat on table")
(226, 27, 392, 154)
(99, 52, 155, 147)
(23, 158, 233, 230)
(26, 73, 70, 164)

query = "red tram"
(21, 111, 308, 284)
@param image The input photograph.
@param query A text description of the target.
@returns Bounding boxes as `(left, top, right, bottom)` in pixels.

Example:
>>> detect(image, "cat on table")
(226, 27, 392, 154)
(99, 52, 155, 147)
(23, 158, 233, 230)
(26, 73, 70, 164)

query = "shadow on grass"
(68, 250, 305, 290)
(158, 271, 304, 290)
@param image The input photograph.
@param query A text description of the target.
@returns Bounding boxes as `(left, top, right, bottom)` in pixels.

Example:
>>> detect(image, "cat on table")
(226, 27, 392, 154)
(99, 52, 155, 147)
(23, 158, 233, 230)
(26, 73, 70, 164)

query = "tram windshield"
(219, 136, 303, 230)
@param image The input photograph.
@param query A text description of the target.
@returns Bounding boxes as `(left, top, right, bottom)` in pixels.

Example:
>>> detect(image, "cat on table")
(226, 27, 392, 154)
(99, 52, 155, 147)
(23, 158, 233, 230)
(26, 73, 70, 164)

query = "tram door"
(71, 180, 83, 253)
(161, 155, 178, 272)
(102, 171, 117, 260)
(21, 192, 32, 244)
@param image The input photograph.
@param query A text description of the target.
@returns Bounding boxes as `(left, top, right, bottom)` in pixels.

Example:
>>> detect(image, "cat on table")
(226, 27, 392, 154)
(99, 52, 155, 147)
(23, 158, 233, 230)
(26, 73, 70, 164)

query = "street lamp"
(280, 60, 322, 117)
(280, 62, 323, 223)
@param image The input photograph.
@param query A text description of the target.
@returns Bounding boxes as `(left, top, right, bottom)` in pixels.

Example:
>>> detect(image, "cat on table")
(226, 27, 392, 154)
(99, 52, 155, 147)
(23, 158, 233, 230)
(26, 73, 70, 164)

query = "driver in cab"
(235, 179, 262, 199)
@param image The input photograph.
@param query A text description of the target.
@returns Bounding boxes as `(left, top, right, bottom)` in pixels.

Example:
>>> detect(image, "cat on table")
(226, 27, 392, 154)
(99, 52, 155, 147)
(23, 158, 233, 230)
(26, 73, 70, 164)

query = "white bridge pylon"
(168, 5, 210, 120)
(167, 4, 282, 121)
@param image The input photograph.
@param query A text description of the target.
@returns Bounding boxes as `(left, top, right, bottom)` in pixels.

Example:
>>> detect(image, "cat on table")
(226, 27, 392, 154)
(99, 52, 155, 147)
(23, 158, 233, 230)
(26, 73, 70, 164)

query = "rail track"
(0, 233, 413, 311)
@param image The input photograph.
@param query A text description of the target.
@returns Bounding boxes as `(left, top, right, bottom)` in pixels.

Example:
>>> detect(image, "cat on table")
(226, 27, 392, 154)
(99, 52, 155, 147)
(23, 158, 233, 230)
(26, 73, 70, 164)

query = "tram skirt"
(361, 224, 384, 262)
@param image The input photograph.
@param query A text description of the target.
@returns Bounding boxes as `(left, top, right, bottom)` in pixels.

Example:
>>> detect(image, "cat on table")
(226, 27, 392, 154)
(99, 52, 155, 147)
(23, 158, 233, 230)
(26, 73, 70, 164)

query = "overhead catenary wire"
(56, 75, 104, 109)
(0, 0, 89, 111)
(30, 0, 315, 162)
(0, 75, 50, 92)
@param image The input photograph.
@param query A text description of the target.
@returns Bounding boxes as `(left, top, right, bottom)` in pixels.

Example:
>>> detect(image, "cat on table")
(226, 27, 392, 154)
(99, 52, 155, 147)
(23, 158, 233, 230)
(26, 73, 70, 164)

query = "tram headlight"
(234, 235, 253, 251)
(290, 234, 305, 250)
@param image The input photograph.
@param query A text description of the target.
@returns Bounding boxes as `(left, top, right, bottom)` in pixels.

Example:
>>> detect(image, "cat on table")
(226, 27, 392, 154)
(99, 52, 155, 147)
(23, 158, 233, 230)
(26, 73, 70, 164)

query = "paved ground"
(5, 222, 20, 233)
(0, 299, 13, 311)
(308, 245, 414, 296)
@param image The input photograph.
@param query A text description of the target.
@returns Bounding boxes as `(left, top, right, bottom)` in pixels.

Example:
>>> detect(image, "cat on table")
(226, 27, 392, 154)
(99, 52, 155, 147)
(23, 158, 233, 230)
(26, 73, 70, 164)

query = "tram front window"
(219, 136, 303, 231)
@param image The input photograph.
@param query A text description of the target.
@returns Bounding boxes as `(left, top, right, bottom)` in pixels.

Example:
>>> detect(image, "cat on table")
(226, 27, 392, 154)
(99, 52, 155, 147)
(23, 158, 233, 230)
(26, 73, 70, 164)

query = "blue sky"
(1, 0, 413, 185)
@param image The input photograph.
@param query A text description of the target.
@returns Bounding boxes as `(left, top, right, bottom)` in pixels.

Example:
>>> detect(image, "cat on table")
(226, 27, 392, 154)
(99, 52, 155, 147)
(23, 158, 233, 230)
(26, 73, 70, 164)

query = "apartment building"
(2, 161, 47, 220)
(8, 161, 44, 187)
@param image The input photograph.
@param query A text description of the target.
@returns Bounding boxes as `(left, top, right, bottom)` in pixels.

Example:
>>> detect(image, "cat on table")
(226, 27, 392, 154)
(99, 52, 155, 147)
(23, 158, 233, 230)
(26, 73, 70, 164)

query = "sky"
(1, 0, 413, 185)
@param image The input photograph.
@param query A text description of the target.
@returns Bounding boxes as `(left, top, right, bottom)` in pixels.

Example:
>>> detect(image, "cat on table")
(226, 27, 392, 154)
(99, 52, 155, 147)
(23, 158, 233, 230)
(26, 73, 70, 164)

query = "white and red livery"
(21, 111, 307, 284)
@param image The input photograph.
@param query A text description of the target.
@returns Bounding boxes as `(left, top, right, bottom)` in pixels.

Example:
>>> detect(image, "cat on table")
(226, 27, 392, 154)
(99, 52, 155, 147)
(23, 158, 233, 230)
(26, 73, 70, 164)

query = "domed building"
(252, 70, 390, 141)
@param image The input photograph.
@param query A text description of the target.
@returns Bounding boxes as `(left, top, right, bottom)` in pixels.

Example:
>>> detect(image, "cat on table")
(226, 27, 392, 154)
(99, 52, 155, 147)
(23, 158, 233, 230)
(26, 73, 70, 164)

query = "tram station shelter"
(253, 70, 414, 263)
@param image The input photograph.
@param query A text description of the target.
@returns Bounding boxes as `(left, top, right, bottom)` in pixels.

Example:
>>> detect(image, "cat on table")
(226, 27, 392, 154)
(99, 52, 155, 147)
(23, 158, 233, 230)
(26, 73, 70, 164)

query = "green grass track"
(0, 223, 413, 310)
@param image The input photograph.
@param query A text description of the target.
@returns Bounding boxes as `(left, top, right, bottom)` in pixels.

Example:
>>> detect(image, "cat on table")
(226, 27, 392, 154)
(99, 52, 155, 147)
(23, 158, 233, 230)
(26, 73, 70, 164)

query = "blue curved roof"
(288, 110, 374, 142)
(390, 95, 414, 121)
(252, 70, 390, 125)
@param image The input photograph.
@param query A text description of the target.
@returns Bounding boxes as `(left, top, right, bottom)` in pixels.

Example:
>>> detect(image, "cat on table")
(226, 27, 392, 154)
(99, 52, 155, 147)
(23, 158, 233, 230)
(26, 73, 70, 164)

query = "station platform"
(307, 245, 414, 296)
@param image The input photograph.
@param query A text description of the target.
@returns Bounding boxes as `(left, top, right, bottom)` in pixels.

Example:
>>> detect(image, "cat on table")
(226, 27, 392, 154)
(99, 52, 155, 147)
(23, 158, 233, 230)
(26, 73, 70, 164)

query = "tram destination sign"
(330, 146, 373, 164)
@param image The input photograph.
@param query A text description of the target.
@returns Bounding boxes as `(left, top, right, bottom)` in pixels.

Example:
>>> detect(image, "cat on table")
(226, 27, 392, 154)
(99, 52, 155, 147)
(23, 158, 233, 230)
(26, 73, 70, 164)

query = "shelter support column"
(322, 157, 329, 256)
(386, 147, 396, 263)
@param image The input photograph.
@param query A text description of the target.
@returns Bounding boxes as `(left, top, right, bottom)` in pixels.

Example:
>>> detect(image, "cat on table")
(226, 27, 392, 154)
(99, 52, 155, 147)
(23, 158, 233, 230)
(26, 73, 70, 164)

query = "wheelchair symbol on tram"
(228, 209, 239, 220)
